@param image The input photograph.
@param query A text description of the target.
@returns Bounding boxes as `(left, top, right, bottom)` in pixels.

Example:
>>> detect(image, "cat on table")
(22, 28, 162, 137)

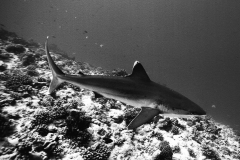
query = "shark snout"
(192, 108, 206, 115)
(189, 103, 206, 115)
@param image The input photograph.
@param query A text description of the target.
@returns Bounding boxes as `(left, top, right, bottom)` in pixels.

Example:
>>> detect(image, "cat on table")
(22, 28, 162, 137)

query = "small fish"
(45, 37, 206, 130)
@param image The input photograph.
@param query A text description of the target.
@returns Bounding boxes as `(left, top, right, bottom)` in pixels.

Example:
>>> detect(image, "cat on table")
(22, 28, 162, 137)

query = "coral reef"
(0, 114, 14, 138)
(65, 110, 92, 145)
(5, 44, 25, 54)
(123, 107, 141, 125)
(111, 68, 128, 77)
(155, 141, 173, 160)
(202, 145, 221, 160)
(0, 30, 239, 160)
(5, 74, 33, 92)
(79, 143, 111, 160)
(20, 52, 36, 66)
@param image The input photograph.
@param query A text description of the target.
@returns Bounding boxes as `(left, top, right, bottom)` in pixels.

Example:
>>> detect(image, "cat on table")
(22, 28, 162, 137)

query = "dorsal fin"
(127, 61, 151, 81)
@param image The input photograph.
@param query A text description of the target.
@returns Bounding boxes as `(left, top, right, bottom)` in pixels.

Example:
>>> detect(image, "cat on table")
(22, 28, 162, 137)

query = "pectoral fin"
(127, 107, 160, 130)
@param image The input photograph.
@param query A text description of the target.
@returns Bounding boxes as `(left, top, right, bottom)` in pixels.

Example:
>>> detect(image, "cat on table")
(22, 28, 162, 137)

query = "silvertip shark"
(45, 37, 206, 130)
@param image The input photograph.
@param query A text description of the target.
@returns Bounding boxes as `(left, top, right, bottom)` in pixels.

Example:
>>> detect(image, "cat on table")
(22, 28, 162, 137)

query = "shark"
(45, 37, 206, 130)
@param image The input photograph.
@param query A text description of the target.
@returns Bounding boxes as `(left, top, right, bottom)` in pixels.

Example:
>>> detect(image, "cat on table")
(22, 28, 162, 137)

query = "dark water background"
(1, 0, 240, 132)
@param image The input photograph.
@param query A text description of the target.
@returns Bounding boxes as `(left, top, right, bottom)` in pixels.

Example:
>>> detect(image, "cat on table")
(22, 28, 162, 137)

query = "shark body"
(45, 37, 206, 130)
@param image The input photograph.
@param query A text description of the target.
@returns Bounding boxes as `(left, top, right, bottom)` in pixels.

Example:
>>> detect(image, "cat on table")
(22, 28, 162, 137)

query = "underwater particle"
(5, 44, 25, 54)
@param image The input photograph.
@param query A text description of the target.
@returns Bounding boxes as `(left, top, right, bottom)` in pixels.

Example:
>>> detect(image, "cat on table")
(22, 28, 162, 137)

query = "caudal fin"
(45, 36, 65, 94)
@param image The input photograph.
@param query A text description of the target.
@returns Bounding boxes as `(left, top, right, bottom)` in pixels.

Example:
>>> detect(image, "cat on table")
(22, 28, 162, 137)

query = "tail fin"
(45, 36, 65, 94)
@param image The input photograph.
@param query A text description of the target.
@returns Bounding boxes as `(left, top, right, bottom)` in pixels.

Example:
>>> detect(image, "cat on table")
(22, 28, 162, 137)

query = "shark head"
(161, 97, 206, 117)
(182, 100, 206, 115)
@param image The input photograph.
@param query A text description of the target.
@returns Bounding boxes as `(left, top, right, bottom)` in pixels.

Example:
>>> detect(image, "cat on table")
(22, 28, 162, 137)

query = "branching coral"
(37, 77, 47, 82)
(159, 117, 172, 132)
(5, 44, 25, 54)
(26, 69, 39, 76)
(79, 143, 111, 160)
(17, 141, 32, 155)
(65, 110, 92, 145)
(26, 65, 37, 70)
(10, 91, 22, 100)
(5, 74, 33, 92)
(65, 110, 91, 132)
(31, 104, 70, 128)
(20, 52, 36, 66)
(111, 68, 128, 77)
(0, 52, 12, 60)
(172, 145, 181, 153)
(36, 124, 49, 136)
(171, 126, 180, 135)
(40, 96, 54, 107)
(31, 110, 53, 127)
(188, 148, 196, 158)
(0, 72, 11, 81)
(202, 145, 221, 160)
(171, 118, 186, 130)
(206, 124, 221, 135)
(151, 131, 164, 141)
(155, 141, 173, 160)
